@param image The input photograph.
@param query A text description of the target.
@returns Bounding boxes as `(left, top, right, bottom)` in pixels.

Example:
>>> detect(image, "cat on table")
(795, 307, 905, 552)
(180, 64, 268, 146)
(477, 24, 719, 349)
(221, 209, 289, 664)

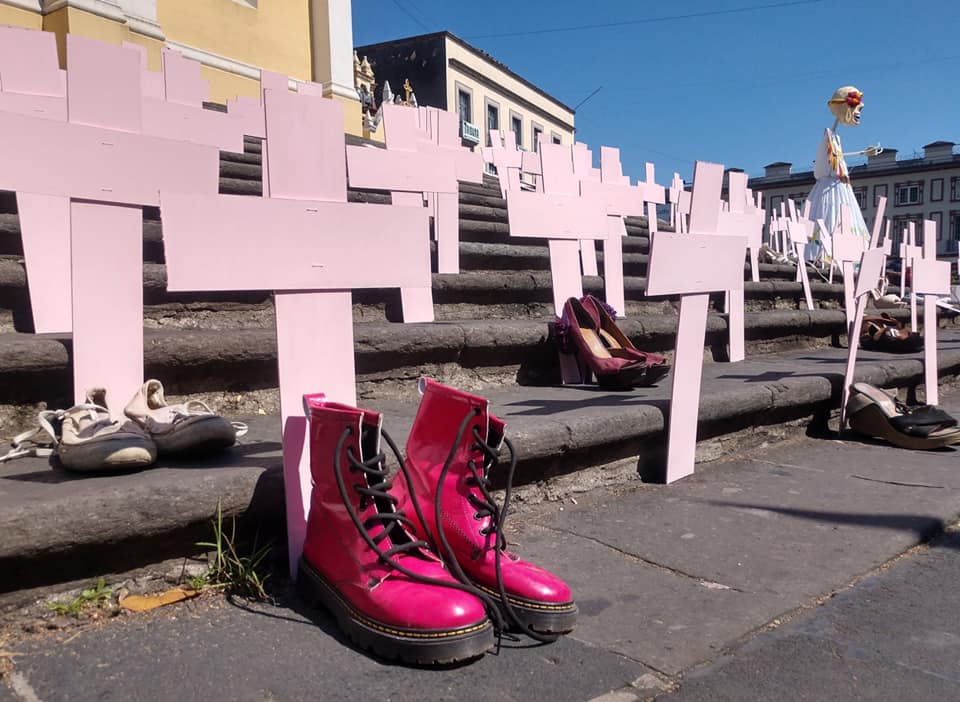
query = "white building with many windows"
(749, 141, 960, 254)
(355, 32, 574, 152)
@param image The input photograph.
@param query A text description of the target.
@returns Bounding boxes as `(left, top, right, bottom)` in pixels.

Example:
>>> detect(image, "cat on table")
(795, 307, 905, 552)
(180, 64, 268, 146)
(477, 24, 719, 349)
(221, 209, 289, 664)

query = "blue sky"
(352, 0, 960, 183)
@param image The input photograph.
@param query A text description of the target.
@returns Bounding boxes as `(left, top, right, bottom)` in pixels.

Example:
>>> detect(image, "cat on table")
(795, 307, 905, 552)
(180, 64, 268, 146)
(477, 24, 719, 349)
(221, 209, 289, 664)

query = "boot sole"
(475, 583, 578, 636)
(297, 558, 494, 665)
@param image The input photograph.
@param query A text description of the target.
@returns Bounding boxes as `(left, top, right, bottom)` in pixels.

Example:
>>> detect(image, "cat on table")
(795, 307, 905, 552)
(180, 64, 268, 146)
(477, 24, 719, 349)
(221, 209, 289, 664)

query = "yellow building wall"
(158, 0, 312, 81)
(0, 4, 42, 29)
(2, 2, 361, 133)
(39, 7, 164, 71)
(201, 64, 260, 103)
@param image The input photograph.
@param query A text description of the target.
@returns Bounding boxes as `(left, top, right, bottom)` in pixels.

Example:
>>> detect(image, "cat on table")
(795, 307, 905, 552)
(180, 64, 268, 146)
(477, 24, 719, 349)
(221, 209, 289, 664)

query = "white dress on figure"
(806, 128, 869, 259)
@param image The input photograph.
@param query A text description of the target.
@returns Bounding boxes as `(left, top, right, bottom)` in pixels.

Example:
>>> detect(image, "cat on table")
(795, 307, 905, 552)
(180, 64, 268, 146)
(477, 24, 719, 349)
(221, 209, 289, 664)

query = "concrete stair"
(0, 134, 955, 603)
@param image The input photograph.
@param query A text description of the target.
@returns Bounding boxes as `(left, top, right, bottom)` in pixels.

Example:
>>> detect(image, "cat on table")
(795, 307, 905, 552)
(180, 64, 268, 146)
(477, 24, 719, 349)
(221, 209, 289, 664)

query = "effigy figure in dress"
(806, 86, 881, 261)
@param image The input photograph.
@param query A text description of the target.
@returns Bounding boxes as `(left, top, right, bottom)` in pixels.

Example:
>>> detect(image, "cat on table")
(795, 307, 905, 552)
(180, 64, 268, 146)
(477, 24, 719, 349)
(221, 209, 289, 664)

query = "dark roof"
(923, 140, 955, 148)
(764, 161, 792, 168)
(355, 31, 574, 114)
(749, 152, 960, 188)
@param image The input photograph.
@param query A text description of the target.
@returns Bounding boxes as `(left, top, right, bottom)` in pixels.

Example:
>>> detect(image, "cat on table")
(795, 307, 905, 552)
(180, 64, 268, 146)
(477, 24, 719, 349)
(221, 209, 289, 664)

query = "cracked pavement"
(4, 394, 960, 701)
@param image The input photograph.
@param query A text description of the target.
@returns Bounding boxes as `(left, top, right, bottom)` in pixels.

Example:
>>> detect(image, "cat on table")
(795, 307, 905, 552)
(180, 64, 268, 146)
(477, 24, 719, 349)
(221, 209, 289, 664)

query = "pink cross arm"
(160, 194, 430, 291)
(0, 110, 219, 205)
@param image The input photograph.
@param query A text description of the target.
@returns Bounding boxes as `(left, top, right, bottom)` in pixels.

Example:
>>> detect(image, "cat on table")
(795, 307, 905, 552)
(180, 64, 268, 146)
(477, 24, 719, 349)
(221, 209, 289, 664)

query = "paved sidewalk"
(3, 399, 960, 701)
(5, 331, 960, 603)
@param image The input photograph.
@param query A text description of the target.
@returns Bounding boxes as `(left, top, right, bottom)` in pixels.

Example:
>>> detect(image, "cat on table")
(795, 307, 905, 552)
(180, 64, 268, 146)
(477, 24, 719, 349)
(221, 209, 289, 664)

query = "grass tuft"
(194, 498, 272, 601)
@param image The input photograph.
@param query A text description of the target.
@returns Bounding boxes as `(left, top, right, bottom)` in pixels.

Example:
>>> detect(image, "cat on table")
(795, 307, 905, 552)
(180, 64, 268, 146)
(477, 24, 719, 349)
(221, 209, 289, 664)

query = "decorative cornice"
(124, 12, 164, 40)
(166, 40, 299, 90)
(0, 0, 43, 12)
(322, 80, 360, 102)
(41, 0, 125, 21)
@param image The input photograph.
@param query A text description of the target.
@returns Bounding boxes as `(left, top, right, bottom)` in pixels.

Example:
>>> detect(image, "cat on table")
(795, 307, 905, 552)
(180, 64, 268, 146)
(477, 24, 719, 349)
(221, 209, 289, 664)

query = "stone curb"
(3, 339, 960, 604)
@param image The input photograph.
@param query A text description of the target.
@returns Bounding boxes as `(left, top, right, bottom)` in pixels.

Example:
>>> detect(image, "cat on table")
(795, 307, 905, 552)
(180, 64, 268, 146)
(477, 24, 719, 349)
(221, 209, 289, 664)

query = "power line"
(390, 0, 430, 32)
(466, 0, 824, 40)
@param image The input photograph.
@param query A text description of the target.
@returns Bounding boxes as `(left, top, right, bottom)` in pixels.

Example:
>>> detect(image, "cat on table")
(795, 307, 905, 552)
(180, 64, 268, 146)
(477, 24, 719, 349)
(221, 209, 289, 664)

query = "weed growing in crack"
(47, 578, 112, 617)
(195, 498, 272, 601)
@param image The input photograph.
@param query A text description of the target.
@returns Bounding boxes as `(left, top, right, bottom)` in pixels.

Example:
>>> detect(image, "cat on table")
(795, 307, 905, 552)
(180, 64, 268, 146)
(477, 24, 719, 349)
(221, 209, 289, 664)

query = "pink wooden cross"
(912, 220, 951, 405)
(646, 161, 748, 483)
(669, 172, 690, 233)
(505, 140, 608, 320)
(0, 34, 219, 411)
(767, 204, 787, 255)
(416, 106, 484, 274)
(123, 43, 254, 153)
(481, 129, 524, 197)
(902, 222, 924, 332)
(829, 205, 869, 326)
(344, 103, 461, 322)
(570, 142, 602, 277)
(725, 171, 763, 283)
(0, 25, 66, 122)
(161, 89, 431, 577)
(838, 246, 889, 428)
(579, 145, 666, 317)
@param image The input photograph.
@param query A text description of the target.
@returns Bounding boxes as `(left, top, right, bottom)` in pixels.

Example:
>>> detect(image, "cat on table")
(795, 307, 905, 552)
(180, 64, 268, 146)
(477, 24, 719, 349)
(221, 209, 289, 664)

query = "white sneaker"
(124, 380, 245, 455)
(0, 389, 157, 471)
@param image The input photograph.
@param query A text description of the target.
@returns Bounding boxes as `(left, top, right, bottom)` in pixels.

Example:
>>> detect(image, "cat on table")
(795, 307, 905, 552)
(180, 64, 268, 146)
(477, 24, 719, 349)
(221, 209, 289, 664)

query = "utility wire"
(466, 0, 824, 40)
(391, 0, 430, 31)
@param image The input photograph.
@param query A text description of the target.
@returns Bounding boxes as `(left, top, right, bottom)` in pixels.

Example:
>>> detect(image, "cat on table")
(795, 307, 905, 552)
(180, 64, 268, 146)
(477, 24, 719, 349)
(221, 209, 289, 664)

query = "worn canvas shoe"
(124, 380, 241, 455)
(56, 389, 157, 471)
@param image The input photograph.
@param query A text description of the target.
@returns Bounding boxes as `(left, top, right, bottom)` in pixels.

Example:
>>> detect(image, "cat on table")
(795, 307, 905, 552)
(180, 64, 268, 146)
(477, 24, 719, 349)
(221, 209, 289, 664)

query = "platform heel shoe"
(297, 393, 495, 664)
(393, 378, 578, 639)
(554, 296, 653, 388)
(581, 295, 671, 386)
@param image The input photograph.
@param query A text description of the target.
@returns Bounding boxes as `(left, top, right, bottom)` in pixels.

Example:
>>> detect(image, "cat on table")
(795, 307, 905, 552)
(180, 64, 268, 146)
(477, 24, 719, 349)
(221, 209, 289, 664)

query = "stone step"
(0, 307, 947, 434)
(0, 252, 847, 332)
(4, 335, 960, 601)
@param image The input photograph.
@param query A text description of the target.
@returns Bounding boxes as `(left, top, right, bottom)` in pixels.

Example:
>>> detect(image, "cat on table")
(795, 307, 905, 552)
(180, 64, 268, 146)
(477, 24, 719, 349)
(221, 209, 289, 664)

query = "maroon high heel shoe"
(554, 297, 652, 388)
(580, 295, 671, 386)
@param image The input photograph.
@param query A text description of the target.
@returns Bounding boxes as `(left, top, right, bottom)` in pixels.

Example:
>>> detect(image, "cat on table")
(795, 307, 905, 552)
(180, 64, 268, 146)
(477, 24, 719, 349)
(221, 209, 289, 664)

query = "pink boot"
(394, 379, 578, 638)
(298, 393, 494, 664)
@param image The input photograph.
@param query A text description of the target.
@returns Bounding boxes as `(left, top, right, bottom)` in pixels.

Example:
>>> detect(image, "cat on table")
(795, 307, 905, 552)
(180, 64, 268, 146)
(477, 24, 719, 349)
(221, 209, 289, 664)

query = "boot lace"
(333, 426, 506, 639)
(431, 409, 558, 644)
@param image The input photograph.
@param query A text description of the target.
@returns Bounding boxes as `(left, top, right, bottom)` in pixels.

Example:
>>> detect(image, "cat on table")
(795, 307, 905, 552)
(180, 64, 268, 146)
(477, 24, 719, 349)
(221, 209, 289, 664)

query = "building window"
(892, 215, 925, 249)
(770, 195, 783, 211)
(951, 212, 960, 242)
(930, 212, 943, 241)
(532, 123, 543, 153)
(456, 87, 472, 124)
(931, 178, 944, 202)
(894, 181, 923, 206)
(510, 113, 522, 149)
(485, 100, 499, 147)
(873, 183, 887, 207)
(853, 187, 867, 209)
(951, 177, 960, 201)
(551, 132, 562, 145)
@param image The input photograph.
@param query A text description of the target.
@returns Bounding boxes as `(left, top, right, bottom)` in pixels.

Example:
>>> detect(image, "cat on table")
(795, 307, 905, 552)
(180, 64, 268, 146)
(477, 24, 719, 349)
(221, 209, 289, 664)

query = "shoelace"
(333, 425, 506, 639)
(431, 409, 558, 644)
(0, 404, 111, 463)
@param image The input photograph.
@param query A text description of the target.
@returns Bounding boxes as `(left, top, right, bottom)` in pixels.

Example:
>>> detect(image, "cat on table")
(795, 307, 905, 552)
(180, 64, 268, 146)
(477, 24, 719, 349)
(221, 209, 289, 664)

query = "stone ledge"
(0, 307, 942, 414)
(3, 338, 960, 602)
